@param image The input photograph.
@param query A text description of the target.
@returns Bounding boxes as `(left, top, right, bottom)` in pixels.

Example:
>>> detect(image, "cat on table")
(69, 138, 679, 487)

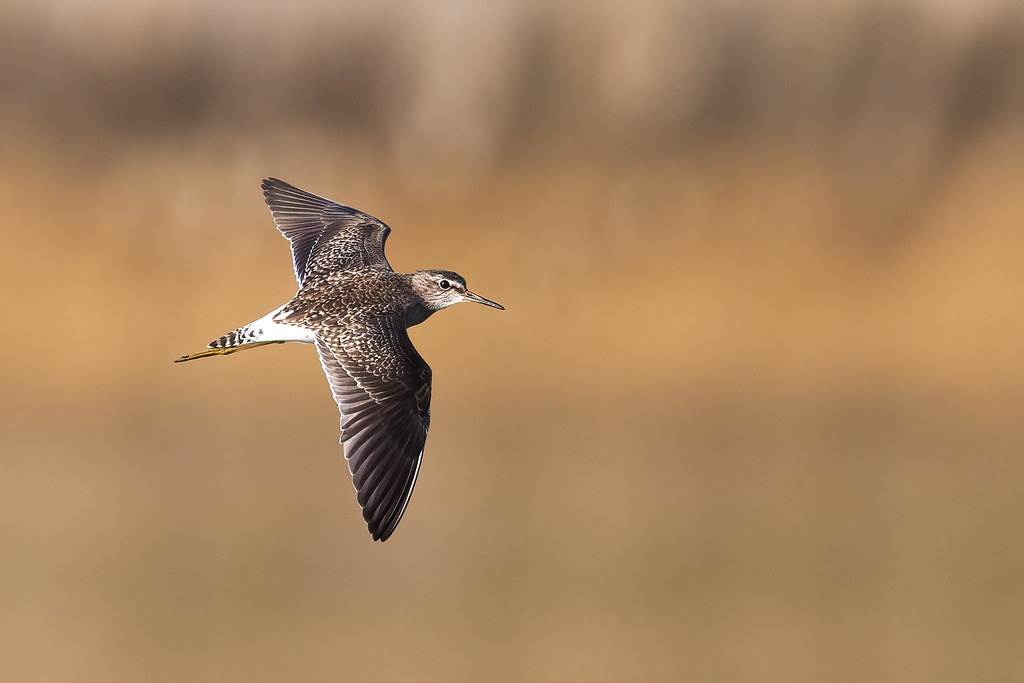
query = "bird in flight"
(176, 178, 503, 541)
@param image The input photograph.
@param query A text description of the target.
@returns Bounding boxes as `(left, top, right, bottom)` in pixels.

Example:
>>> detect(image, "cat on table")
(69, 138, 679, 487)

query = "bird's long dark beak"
(464, 290, 504, 310)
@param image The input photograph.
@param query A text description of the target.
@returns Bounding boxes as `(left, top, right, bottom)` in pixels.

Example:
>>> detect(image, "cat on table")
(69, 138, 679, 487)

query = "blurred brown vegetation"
(2, 0, 1024, 681)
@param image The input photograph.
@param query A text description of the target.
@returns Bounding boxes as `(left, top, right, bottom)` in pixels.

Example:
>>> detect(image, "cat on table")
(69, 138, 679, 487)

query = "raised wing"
(314, 315, 432, 541)
(262, 178, 392, 285)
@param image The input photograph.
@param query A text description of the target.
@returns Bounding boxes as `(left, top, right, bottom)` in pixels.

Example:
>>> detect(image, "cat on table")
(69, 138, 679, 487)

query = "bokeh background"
(2, 0, 1024, 680)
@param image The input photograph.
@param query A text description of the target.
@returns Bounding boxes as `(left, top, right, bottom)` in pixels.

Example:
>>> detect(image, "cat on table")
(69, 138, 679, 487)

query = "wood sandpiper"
(176, 178, 503, 541)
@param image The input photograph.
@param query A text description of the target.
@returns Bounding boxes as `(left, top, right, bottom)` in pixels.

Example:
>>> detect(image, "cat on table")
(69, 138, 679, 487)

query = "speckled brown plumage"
(176, 178, 503, 542)
(278, 269, 434, 542)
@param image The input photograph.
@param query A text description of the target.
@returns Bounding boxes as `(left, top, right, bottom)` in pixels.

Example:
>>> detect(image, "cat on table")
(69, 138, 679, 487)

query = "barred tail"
(174, 307, 315, 363)
(174, 328, 284, 363)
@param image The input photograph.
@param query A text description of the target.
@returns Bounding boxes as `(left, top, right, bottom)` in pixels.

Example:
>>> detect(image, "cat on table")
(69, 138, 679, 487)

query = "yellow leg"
(174, 340, 285, 363)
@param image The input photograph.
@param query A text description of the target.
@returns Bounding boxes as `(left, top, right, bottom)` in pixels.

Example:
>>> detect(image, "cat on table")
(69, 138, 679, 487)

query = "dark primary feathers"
(262, 177, 393, 284)
(315, 317, 431, 542)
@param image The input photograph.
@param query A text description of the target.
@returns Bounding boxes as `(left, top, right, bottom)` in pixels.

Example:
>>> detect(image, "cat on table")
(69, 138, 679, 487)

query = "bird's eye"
(438, 280, 451, 290)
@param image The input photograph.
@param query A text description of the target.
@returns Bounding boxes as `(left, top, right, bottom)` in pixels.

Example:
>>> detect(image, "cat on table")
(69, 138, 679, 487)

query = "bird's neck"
(405, 301, 434, 327)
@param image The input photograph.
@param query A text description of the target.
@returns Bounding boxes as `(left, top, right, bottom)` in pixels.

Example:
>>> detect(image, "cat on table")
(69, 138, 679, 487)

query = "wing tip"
(261, 177, 295, 205)
(364, 451, 423, 543)
(370, 516, 400, 542)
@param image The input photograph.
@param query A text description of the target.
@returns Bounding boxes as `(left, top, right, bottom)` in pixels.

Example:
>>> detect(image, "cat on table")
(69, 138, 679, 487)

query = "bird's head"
(411, 270, 504, 312)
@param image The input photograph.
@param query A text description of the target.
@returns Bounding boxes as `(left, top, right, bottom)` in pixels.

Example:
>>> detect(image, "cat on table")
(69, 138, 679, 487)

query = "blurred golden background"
(2, 0, 1023, 680)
